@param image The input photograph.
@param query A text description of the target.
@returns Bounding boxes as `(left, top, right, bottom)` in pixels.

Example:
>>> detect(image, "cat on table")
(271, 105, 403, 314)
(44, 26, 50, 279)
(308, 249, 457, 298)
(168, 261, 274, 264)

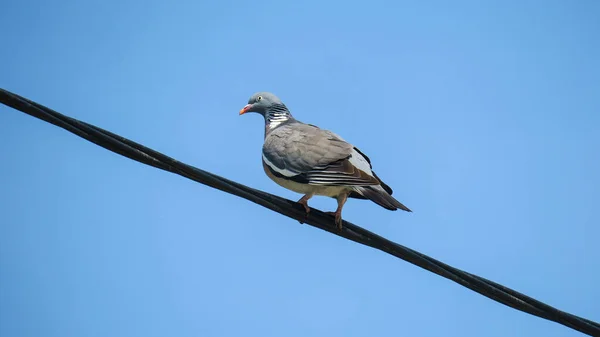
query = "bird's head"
(239, 92, 283, 116)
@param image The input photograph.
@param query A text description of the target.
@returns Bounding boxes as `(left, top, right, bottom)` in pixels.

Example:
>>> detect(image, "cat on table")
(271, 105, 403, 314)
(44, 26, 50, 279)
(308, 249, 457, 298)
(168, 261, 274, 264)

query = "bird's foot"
(297, 196, 311, 224)
(325, 211, 343, 231)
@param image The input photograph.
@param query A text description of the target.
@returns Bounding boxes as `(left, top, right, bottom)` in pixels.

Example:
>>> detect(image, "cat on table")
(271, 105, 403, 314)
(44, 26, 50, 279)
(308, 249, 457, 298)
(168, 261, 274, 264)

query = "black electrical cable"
(1, 88, 598, 337)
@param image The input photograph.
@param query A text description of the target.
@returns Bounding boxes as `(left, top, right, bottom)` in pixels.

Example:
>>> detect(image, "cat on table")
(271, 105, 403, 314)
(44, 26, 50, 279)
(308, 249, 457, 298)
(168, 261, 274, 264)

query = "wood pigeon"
(239, 92, 411, 229)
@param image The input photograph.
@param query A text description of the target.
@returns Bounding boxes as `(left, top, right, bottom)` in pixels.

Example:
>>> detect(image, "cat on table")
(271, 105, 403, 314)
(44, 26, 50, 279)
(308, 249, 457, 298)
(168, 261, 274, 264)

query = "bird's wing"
(262, 122, 379, 186)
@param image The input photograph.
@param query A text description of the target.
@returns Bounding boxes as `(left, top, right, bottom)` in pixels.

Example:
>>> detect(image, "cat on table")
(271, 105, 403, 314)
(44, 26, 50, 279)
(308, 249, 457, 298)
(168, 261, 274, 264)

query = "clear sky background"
(1, 1, 598, 336)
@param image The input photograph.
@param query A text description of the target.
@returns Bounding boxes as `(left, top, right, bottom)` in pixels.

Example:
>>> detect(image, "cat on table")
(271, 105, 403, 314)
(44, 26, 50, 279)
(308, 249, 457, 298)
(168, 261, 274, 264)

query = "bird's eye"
(257, 96, 262, 101)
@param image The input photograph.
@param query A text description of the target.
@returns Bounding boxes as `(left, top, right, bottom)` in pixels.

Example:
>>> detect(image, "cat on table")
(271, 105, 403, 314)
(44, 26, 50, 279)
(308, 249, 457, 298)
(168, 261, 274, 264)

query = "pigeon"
(239, 92, 411, 230)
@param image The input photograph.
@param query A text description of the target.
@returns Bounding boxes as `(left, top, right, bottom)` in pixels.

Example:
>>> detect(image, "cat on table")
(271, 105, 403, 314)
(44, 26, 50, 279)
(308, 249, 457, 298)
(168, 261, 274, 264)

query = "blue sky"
(1, 0, 599, 336)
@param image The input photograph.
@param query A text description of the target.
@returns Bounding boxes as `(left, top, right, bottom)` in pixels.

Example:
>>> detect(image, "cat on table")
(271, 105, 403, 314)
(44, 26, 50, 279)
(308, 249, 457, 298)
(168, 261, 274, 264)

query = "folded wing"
(262, 122, 379, 186)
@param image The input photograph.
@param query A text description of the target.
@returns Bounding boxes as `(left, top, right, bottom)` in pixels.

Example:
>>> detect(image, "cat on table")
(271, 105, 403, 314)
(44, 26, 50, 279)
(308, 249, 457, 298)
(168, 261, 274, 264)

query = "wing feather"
(262, 122, 379, 186)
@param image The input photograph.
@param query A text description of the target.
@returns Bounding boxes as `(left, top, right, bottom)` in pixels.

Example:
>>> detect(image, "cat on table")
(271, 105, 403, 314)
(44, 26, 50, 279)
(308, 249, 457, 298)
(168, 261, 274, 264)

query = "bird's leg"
(297, 193, 313, 224)
(326, 192, 349, 231)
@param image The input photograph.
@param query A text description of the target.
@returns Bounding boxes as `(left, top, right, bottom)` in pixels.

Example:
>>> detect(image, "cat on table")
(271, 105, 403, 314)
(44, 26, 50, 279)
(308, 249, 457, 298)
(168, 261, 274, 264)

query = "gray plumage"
(263, 123, 380, 186)
(239, 91, 411, 229)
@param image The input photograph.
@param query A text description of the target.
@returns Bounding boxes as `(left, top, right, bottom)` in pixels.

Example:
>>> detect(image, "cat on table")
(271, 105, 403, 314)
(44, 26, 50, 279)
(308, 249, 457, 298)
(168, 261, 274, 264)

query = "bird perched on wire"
(239, 92, 411, 230)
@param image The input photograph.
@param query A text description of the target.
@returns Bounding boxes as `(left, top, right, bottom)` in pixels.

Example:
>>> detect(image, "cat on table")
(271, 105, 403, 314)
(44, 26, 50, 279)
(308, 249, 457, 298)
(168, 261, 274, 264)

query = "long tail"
(354, 185, 412, 212)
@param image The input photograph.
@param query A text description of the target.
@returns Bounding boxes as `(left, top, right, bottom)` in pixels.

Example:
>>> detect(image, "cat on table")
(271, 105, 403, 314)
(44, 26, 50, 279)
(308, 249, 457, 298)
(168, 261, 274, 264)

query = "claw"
(330, 192, 349, 231)
(297, 193, 313, 224)
(325, 211, 343, 231)
(335, 212, 343, 231)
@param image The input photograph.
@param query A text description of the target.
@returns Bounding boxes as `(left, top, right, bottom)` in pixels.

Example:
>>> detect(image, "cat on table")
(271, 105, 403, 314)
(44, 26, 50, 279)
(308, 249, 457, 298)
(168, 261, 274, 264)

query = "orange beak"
(239, 104, 252, 115)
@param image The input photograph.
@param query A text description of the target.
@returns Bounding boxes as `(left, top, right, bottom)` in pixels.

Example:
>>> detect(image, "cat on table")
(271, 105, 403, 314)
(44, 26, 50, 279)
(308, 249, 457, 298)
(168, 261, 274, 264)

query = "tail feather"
(354, 185, 412, 212)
